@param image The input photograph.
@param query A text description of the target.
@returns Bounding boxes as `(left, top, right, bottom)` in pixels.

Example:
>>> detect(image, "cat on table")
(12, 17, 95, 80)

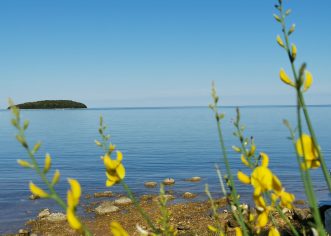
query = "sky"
(0, 0, 330, 108)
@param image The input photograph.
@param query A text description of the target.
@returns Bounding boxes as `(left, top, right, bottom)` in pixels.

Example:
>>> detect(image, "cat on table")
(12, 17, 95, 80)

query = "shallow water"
(0, 106, 330, 234)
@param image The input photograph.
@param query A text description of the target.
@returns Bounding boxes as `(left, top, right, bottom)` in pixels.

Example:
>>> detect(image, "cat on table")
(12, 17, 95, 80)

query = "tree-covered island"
(7, 100, 87, 109)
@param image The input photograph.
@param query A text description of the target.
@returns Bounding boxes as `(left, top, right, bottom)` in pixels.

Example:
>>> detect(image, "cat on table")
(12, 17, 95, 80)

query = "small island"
(7, 100, 87, 109)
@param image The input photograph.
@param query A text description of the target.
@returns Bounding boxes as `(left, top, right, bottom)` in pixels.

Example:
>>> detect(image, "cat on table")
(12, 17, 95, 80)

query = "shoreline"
(6, 187, 310, 236)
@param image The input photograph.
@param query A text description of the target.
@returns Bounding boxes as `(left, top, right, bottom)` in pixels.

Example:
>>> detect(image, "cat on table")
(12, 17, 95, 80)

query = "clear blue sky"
(0, 0, 330, 108)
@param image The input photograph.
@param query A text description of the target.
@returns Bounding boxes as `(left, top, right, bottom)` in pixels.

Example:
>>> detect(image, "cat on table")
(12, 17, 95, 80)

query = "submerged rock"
(185, 177, 201, 182)
(183, 192, 197, 199)
(114, 197, 133, 206)
(163, 178, 175, 185)
(95, 201, 120, 215)
(144, 181, 157, 188)
(94, 191, 113, 198)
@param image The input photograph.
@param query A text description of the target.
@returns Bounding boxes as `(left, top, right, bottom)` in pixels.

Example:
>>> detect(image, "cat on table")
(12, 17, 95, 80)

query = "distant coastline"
(7, 100, 87, 109)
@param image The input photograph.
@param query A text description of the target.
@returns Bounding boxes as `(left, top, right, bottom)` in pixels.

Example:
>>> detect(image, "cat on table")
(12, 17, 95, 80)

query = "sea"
(0, 106, 330, 234)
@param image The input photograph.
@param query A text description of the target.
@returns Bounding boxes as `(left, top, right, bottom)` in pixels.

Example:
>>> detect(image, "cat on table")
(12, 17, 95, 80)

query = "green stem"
(214, 112, 249, 236)
(122, 182, 157, 232)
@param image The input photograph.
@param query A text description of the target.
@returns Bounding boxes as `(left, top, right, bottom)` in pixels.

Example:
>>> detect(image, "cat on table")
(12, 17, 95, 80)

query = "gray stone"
(18, 229, 30, 236)
(182, 192, 197, 199)
(94, 191, 113, 198)
(45, 212, 66, 222)
(163, 178, 175, 185)
(95, 201, 120, 215)
(38, 209, 51, 219)
(114, 197, 133, 206)
(144, 181, 157, 188)
(185, 176, 201, 182)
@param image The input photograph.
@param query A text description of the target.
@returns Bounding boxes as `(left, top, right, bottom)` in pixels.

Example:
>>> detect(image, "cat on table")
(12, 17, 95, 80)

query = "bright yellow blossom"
(291, 44, 297, 60)
(276, 35, 284, 47)
(17, 159, 33, 168)
(66, 207, 82, 230)
(279, 69, 295, 87)
(235, 227, 243, 236)
(103, 151, 126, 187)
(67, 178, 81, 208)
(29, 182, 48, 198)
(296, 134, 320, 169)
(268, 227, 280, 236)
(238, 171, 250, 184)
(51, 170, 60, 185)
(110, 221, 129, 236)
(303, 70, 313, 92)
(43, 153, 52, 173)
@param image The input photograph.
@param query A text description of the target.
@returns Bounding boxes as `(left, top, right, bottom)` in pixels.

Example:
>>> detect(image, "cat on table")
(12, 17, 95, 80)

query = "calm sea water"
(0, 106, 331, 234)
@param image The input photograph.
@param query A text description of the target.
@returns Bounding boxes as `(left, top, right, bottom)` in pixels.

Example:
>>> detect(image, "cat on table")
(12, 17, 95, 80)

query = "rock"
(38, 209, 51, 219)
(95, 202, 120, 215)
(18, 229, 30, 236)
(183, 192, 197, 199)
(155, 194, 175, 202)
(29, 194, 40, 200)
(185, 176, 201, 182)
(85, 194, 92, 199)
(163, 178, 175, 185)
(140, 195, 154, 201)
(45, 212, 66, 222)
(144, 181, 157, 188)
(94, 191, 113, 198)
(114, 197, 133, 206)
(293, 199, 306, 205)
(293, 208, 312, 222)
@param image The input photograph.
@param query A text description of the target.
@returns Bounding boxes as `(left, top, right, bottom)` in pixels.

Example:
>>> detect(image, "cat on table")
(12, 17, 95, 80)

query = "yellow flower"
(248, 143, 256, 157)
(43, 153, 52, 173)
(251, 166, 273, 196)
(103, 151, 126, 187)
(17, 159, 33, 168)
(29, 182, 48, 198)
(257, 211, 269, 227)
(276, 35, 284, 48)
(279, 191, 295, 209)
(235, 227, 243, 236)
(268, 227, 280, 236)
(238, 171, 251, 184)
(291, 44, 297, 61)
(241, 155, 250, 167)
(66, 207, 82, 230)
(51, 170, 60, 185)
(303, 70, 313, 92)
(67, 178, 81, 208)
(279, 69, 295, 87)
(110, 221, 129, 236)
(296, 134, 320, 169)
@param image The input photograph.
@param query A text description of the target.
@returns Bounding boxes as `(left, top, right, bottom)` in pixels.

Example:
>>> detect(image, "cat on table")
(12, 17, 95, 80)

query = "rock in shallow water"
(95, 201, 120, 215)
(183, 192, 197, 199)
(144, 181, 157, 188)
(185, 176, 201, 182)
(114, 197, 133, 206)
(163, 178, 175, 185)
(94, 191, 113, 198)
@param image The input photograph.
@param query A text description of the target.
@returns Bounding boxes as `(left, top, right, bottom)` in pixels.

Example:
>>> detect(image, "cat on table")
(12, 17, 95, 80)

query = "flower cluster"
(102, 150, 126, 187)
(238, 152, 294, 233)
(296, 134, 320, 170)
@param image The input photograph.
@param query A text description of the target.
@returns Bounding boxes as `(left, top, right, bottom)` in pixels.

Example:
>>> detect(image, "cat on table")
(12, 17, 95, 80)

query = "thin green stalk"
(278, 3, 331, 192)
(122, 182, 157, 232)
(212, 107, 249, 236)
